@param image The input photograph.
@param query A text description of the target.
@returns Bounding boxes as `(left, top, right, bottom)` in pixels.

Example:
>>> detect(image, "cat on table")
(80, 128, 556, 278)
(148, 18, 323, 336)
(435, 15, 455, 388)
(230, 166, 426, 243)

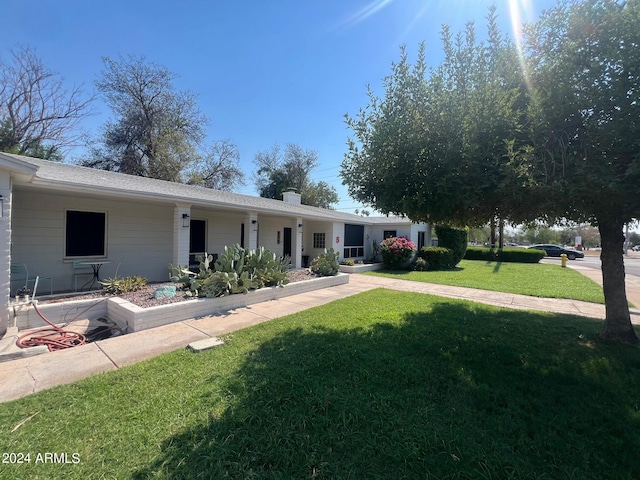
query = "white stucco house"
(0, 152, 431, 335)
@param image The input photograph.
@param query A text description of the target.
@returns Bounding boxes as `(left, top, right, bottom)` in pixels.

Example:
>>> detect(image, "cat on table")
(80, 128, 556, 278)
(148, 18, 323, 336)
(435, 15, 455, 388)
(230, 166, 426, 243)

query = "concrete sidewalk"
(1, 270, 638, 404)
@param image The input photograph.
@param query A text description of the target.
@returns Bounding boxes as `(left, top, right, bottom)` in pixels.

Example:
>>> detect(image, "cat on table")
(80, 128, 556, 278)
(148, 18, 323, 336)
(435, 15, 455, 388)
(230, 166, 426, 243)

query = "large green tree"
(342, 1, 639, 343)
(0, 45, 94, 159)
(515, 0, 640, 343)
(254, 143, 338, 208)
(342, 8, 522, 229)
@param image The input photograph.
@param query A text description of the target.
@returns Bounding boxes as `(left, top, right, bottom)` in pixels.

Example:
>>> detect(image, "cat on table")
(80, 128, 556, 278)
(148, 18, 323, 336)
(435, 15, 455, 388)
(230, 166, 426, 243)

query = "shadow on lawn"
(133, 298, 640, 479)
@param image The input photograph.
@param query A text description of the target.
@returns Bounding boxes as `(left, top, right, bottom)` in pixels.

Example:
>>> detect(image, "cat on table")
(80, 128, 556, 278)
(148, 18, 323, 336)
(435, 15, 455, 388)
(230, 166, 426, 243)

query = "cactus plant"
(168, 246, 291, 298)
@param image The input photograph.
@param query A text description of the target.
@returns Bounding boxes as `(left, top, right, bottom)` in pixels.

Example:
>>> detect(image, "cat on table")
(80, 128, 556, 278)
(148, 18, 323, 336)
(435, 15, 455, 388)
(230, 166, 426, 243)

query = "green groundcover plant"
(367, 259, 606, 303)
(1, 290, 638, 479)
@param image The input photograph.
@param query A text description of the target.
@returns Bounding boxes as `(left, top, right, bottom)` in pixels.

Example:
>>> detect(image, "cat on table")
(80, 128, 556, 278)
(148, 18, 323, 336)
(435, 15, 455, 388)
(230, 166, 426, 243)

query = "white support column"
(173, 204, 191, 267)
(331, 222, 344, 260)
(0, 172, 12, 336)
(246, 212, 258, 250)
(292, 217, 303, 269)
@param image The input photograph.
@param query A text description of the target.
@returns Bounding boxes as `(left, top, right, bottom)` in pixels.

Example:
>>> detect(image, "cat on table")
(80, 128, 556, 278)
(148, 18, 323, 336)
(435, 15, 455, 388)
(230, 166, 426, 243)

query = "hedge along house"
(0, 152, 430, 335)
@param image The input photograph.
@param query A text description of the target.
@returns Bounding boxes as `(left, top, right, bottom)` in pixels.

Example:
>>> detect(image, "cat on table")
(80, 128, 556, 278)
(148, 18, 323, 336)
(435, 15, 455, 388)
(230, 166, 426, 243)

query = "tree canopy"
(0, 46, 95, 160)
(85, 54, 206, 182)
(184, 139, 245, 192)
(83, 54, 244, 190)
(254, 143, 339, 209)
(342, 7, 523, 228)
(342, 0, 640, 343)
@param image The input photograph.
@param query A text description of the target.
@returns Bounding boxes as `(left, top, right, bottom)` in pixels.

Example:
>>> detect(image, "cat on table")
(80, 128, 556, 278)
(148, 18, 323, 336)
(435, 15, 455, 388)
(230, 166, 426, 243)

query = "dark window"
(418, 231, 426, 250)
(344, 224, 364, 246)
(190, 219, 206, 254)
(66, 211, 106, 257)
(240, 223, 245, 248)
(383, 230, 397, 239)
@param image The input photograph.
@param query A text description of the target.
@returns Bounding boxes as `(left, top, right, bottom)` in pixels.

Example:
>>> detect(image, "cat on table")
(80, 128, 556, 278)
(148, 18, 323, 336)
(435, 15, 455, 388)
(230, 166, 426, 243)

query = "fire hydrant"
(561, 253, 568, 267)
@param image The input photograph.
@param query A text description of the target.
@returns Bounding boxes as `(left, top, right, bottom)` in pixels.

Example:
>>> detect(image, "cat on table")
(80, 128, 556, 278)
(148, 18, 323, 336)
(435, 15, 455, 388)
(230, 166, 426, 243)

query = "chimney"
(282, 188, 301, 205)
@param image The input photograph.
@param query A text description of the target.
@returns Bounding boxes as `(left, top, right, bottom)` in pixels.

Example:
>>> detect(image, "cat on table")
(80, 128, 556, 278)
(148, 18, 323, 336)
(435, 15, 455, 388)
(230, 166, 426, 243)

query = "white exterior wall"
(0, 172, 11, 335)
(190, 209, 244, 258)
(173, 204, 191, 267)
(303, 220, 335, 261)
(11, 190, 174, 292)
(255, 215, 290, 257)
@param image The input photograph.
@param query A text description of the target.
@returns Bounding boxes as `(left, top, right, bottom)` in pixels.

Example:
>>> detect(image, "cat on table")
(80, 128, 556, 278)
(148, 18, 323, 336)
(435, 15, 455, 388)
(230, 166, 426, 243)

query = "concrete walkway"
(1, 269, 639, 404)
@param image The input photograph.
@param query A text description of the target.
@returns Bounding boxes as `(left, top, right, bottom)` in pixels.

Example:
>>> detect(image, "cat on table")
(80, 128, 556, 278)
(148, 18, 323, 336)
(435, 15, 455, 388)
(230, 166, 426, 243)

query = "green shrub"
(380, 237, 417, 269)
(413, 257, 428, 271)
(435, 225, 468, 266)
(310, 248, 340, 276)
(417, 247, 455, 270)
(341, 259, 355, 266)
(168, 245, 290, 298)
(100, 275, 147, 295)
(464, 247, 545, 263)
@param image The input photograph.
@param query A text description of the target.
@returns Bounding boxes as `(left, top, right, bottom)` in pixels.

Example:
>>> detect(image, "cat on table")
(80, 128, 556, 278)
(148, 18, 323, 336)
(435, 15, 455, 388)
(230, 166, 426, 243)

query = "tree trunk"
(598, 218, 638, 344)
(490, 216, 496, 249)
(498, 218, 505, 249)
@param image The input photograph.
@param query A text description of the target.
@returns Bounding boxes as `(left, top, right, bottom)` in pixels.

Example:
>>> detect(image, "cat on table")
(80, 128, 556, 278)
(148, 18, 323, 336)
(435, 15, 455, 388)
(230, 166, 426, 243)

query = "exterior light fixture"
(298, 223, 303, 228)
(251, 219, 257, 224)
(182, 213, 190, 228)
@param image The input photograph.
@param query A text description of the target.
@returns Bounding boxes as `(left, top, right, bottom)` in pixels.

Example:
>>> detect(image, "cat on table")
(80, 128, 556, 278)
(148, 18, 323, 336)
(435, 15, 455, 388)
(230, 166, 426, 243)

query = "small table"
(79, 261, 112, 291)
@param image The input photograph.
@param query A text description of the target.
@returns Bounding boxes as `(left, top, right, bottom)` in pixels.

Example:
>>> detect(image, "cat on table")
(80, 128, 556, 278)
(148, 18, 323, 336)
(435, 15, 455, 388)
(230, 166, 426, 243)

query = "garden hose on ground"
(14, 276, 117, 352)
(16, 301, 87, 352)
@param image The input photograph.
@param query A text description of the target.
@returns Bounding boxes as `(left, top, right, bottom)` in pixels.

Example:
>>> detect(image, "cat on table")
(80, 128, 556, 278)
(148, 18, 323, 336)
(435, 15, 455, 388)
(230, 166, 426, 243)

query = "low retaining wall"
(13, 298, 109, 331)
(14, 274, 349, 333)
(339, 263, 384, 274)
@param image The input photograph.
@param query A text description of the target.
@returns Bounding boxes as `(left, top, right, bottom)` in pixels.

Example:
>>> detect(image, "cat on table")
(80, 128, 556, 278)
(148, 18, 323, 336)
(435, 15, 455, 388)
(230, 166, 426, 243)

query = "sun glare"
(342, 0, 395, 29)
(509, 0, 533, 91)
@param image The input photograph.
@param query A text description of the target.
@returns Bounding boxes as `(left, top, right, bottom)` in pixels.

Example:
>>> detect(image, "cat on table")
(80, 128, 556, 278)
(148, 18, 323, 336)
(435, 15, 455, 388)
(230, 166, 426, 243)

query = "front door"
(189, 219, 206, 268)
(283, 227, 292, 257)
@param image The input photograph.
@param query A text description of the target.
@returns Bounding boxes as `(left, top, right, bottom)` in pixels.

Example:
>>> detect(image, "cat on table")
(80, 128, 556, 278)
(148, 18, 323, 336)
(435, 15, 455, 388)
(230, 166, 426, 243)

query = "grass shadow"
(132, 291, 640, 479)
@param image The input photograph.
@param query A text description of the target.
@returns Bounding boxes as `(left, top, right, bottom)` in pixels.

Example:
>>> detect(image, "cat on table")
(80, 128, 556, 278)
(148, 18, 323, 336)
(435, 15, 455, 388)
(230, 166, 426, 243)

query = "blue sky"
(2, 0, 557, 213)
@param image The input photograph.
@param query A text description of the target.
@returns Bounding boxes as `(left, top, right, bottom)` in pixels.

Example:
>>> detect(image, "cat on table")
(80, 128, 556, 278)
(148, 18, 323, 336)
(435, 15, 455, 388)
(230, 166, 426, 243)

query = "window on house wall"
(344, 224, 365, 258)
(313, 232, 326, 249)
(65, 210, 106, 257)
(418, 231, 426, 250)
(383, 230, 397, 239)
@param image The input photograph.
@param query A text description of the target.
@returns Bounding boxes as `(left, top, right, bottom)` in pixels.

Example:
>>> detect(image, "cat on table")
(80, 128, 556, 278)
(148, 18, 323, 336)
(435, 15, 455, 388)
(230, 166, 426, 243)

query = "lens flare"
(509, 0, 533, 92)
(342, 0, 395, 29)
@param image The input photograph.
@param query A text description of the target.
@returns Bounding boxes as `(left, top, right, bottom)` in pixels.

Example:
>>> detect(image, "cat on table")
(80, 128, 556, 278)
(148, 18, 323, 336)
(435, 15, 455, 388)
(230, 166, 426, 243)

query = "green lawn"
(1, 289, 639, 479)
(365, 259, 607, 303)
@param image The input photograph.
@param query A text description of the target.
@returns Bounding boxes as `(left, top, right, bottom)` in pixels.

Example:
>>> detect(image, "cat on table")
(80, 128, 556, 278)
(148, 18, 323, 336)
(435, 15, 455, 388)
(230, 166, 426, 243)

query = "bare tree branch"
(0, 45, 96, 158)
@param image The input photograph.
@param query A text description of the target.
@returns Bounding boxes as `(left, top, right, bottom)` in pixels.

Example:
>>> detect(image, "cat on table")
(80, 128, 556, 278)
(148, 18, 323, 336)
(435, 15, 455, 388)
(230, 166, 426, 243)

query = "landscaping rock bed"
(41, 269, 318, 308)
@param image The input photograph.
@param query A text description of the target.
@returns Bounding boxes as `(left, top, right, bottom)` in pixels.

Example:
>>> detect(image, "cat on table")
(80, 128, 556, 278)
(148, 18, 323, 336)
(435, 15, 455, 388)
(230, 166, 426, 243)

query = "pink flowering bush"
(380, 236, 417, 269)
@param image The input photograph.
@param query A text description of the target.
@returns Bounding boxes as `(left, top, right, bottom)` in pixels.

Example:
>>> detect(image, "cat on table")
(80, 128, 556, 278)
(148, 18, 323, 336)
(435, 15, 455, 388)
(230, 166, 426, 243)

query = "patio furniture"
(75, 260, 112, 291)
(72, 260, 95, 291)
(10, 263, 53, 296)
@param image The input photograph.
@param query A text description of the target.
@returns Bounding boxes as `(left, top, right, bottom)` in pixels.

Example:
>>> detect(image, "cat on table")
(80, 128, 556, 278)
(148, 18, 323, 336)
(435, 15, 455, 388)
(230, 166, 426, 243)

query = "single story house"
(0, 152, 431, 335)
